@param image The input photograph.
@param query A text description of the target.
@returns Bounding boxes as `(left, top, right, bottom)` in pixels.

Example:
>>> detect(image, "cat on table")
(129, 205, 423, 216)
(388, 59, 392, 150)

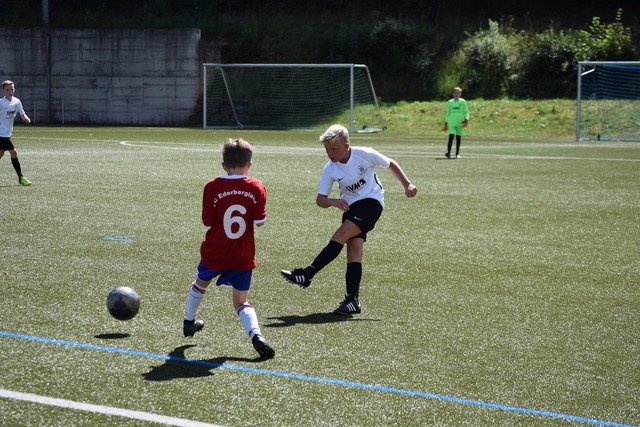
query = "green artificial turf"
(1, 127, 638, 426)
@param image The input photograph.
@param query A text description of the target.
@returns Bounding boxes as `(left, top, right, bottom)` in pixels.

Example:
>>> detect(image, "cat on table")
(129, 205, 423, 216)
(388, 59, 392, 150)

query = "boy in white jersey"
(281, 124, 418, 314)
(0, 80, 32, 186)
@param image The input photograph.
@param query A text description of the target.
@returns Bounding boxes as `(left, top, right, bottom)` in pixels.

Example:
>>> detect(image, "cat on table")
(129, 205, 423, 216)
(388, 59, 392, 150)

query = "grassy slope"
(381, 99, 578, 139)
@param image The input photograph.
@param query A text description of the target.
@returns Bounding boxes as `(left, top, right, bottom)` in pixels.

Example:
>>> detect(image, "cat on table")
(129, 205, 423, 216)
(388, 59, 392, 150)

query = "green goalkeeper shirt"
(445, 98, 469, 126)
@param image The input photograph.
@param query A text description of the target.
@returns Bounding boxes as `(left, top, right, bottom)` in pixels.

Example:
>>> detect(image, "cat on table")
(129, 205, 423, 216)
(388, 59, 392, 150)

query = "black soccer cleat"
(183, 319, 205, 337)
(334, 294, 361, 315)
(252, 334, 275, 360)
(280, 268, 313, 288)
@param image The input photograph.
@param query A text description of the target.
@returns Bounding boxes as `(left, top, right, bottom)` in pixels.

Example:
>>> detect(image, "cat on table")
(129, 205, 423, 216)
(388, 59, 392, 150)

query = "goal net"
(576, 61, 640, 141)
(203, 63, 386, 132)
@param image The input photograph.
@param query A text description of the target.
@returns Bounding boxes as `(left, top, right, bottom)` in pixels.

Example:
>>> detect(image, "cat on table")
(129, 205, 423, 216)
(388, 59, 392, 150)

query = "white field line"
(0, 388, 224, 427)
(117, 141, 640, 162)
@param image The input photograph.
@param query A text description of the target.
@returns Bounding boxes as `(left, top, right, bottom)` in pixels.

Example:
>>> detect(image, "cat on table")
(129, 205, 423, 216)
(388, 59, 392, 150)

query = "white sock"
(237, 303, 261, 338)
(185, 281, 207, 321)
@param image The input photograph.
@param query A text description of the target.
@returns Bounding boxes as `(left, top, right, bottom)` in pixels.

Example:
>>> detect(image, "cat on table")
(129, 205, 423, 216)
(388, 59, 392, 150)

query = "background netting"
(203, 64, 385, 132)
(577, 62, 640, 141)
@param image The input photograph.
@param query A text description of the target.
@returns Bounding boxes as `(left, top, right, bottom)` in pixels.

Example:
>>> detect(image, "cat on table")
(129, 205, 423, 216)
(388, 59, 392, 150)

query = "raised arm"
(388, 160, 418, 197)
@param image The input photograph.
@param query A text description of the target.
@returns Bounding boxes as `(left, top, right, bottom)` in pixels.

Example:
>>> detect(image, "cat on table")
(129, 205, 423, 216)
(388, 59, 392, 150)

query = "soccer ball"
(106, 286, 140, 320)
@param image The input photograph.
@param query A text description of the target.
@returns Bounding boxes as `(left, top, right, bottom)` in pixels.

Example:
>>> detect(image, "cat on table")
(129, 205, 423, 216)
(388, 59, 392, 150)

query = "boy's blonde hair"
(222, 138, 254, 169)
(319, 124, 350, 146)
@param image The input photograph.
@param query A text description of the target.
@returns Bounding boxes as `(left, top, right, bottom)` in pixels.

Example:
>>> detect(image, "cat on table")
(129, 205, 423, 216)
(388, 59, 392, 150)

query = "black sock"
(11, 157, 23, 177)
(308, 240, 343, 277)
(447, 137, 453, 154)
(456, 137, 461, 155)
(345, 262, 362, 297)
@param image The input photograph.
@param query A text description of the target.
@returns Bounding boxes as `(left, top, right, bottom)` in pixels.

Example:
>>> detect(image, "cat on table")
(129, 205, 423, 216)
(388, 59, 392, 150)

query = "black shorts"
(342, 198, 383, 241)
(0, 137, 15, 151)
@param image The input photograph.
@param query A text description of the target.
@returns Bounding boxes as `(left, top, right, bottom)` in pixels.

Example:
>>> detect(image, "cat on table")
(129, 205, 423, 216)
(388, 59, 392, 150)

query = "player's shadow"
(264, 312, 380, 328)
(141, 345, 258, 381)
(95, 333, 130, 339)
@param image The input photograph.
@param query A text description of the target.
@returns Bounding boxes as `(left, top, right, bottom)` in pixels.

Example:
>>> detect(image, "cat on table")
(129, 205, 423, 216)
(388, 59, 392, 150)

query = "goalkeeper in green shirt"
(444, 87, 469, 159)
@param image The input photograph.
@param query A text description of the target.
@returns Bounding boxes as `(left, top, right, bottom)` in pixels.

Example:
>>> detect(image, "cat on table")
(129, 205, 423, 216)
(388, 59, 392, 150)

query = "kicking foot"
(280, 268, 312, 288)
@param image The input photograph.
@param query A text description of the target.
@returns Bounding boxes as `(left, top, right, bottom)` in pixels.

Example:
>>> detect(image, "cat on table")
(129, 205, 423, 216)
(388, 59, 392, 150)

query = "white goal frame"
(576, 61, 640, 141)
(202, 63, 385, 132)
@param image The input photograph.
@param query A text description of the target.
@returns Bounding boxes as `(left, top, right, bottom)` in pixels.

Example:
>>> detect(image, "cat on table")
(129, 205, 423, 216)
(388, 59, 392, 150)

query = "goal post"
(576, 61, 640, 141)
(203, 63, 386, 132)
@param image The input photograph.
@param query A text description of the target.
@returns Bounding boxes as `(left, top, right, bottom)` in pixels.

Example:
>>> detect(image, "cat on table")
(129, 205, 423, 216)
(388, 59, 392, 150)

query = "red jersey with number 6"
(200, 175, 267, 271)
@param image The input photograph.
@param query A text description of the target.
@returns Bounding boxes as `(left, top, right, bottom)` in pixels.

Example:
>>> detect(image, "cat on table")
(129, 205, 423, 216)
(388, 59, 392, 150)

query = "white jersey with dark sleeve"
(318, 146, 391, 207)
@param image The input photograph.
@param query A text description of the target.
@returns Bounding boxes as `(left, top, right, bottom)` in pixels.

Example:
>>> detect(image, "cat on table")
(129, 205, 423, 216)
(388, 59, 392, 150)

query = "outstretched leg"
(281, 220, 361, 287)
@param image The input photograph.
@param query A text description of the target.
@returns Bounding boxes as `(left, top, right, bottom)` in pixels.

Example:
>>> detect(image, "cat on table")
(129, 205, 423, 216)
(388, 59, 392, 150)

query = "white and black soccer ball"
(106, 286, 140, 321)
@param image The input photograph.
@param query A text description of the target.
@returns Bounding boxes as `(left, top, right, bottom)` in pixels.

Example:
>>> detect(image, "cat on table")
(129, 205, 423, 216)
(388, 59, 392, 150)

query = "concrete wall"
(0, 28, 205, 126)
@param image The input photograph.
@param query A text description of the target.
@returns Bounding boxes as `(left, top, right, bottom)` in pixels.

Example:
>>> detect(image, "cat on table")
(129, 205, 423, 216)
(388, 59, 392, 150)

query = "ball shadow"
(94, 333, 131, 339)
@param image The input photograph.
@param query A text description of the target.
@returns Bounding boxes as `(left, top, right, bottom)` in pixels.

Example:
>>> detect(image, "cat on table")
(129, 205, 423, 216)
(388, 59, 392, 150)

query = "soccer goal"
(576, 61, 640, 141)
(203, 63, 386, 132)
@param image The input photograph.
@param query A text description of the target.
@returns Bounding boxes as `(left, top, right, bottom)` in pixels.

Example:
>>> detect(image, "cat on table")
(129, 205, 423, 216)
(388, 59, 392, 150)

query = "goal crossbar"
(203, 63, 385, 133)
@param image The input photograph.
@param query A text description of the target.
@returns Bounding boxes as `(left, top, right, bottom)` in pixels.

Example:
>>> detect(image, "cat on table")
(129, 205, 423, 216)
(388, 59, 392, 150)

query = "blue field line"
(102, 235, 136, 243)
(1, 331, 635, 427)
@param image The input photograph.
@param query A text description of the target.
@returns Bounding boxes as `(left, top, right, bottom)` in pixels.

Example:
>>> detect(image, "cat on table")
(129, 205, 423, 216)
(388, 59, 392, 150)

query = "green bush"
(364, 17, 437, 101)
(458, 19, 517, 99)
(452, 10, 637, 100)
(576, 8, 636, 61)
(512, 29, 579, 99)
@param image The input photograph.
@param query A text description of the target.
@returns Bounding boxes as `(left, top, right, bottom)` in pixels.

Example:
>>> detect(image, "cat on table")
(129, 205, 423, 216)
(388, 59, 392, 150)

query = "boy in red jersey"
(183, 138, 274, 359)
